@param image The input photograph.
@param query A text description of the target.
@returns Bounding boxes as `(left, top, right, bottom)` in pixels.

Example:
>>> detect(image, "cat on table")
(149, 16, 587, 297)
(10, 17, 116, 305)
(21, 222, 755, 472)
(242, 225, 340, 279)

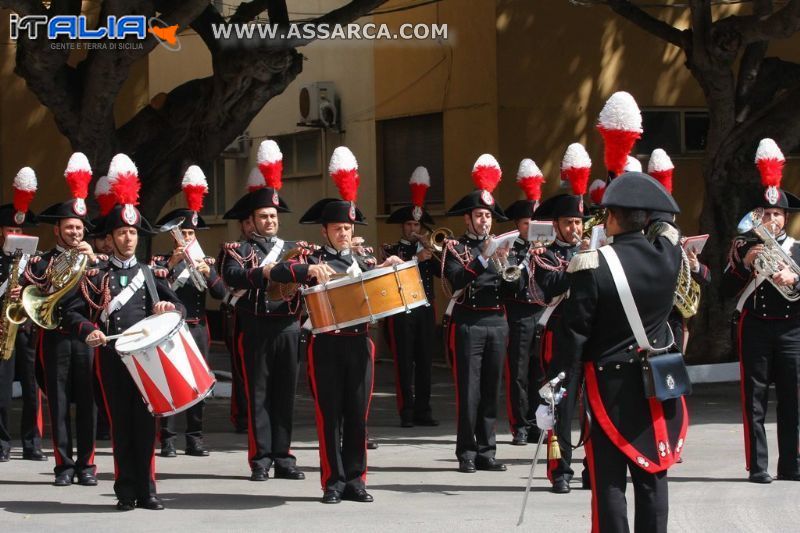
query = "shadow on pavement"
(2, 501, 116, 514)
(158, 492, 320, 509)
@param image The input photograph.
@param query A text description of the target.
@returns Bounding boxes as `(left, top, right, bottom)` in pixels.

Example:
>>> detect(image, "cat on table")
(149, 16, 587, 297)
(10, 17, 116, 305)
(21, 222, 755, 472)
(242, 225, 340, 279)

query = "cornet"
(482, 226, 522, 282)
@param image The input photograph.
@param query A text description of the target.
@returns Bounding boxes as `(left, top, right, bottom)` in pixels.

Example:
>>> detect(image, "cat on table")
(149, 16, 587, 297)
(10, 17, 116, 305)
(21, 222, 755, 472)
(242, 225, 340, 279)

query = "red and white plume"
(409, 166, 430, 208)
(257, 140, 283, 190)
(516, 159, 545, 207)
(329, 146, 360, 202)
(107, 153, 140, 206)
(94, 176, 115, 216)
(623, 156, 642, 173)
(472, 154, 502, 193)
(589, 179, 606, 206)
(648, 148, 675, 194)
(13, 167, 37, 224)
(247, 167, 266, 192)
(560, 143, 591, 196)
(182, 165, 209, 213)
(64, 152, 92, 215)
(597, 91, 643, 178)
(755, 139, 785, 203)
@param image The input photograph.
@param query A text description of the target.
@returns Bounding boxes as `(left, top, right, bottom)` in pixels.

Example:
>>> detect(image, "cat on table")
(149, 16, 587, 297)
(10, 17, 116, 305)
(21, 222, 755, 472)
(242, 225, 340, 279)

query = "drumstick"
(104, 327, 150, 341)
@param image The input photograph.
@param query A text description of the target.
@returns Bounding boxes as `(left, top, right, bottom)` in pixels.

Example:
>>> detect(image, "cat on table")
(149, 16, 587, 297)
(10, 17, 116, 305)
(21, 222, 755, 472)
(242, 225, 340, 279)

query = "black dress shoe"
(776, 472, 800, 481)
(476, 458, 507, 472)
(250, 467, 269, 481)
(96, 432, 111, 441)
(343, 488, 374, 503)
(54, 473, 73, 486)
(511, 429, 528, 446)
(160, 442, 177, 458)
(22, 449, 47, 461)
(136, 496, 164, 510)
(527, 428, 542, 443)
(367, 439, 379, 450)
(552, 479, 571, 494)
(77, 472, 98, 486)
(185, 445, 210, 457)
(274, 466, 306, 480)
(235, 426, 248, 435)
(116, 500, 135, 511)
(748, 472, 773, 484)
(413, 417, 439, 427)
(0, 448, 9, 462)
(581, 471, 591, 490)
(321, 490, 342, 504)
(458, 460, 476, 473)
(400, 418, 414, 428)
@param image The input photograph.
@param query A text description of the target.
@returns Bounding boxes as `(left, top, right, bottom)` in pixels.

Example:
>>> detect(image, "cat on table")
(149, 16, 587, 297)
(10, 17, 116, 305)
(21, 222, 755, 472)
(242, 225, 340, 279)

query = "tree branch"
(735, 0, 773, 120)
(605, 0, 685, 48)
(716, 0, 800, 45)
(0, 0, 39, 16)
(228, 0, 270, 24)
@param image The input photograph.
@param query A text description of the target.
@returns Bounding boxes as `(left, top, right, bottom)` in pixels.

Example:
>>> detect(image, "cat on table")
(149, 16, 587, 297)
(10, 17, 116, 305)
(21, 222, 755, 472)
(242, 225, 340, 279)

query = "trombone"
(411, 227, 453, 260)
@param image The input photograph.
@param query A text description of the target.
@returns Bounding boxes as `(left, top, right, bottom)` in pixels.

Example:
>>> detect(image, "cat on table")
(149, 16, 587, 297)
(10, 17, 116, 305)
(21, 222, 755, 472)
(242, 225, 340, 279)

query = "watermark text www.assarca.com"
(212, 22, 448, 41)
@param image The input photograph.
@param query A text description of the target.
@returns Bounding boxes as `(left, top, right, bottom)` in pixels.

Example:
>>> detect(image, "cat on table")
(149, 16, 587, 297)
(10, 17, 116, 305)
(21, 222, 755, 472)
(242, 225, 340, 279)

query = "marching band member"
(151, 166, 225, 458)
(220, 141, 305, 482)
(723, 139, 800, 484)
(531, 143, 592, 494)
(26, 153, 99, 486)
(647, 149, 711, 353)
(540, 172, 685, 532)
(0, 168, 42, 464)
(442, 154, 512, 474)
(502, 159, 545, 446)
(219, 179, 259, 435)
(270, 147, 402, 504)
(382, 167, 439, 428)
(62, 154, 184, 511)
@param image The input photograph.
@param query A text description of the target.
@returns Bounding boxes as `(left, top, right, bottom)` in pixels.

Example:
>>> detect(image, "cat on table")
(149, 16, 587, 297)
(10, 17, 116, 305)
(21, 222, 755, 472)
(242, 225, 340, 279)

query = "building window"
(378, 113, 444, 213)
(273, 130, 323, 179)
(636, 109, 709, 155)
(200, 158, 226, 219)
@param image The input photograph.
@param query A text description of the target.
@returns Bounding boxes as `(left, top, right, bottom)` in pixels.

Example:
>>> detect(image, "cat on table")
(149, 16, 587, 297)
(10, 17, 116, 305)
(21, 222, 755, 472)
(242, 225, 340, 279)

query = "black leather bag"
(640, 351, 692, 401)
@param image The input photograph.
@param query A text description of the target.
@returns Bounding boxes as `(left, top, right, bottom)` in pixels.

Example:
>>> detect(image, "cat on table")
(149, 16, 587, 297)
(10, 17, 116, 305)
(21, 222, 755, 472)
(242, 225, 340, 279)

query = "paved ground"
(1, 355, 797, 532)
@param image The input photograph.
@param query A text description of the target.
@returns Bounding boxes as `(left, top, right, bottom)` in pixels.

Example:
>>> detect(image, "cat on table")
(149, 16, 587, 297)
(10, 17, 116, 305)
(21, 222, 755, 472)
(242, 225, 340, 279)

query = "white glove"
(535, 404, 554, 431)
(538, 383, 553, 402)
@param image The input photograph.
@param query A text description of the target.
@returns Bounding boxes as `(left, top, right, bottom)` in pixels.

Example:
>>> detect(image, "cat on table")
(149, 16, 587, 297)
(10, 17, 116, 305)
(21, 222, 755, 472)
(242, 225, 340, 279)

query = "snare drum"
(302, 259, 428, 334)
(115, 311, 216, 417)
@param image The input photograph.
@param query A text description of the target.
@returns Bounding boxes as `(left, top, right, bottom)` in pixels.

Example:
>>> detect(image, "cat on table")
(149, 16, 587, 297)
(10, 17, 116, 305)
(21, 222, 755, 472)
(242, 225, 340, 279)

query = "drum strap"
(142, 266, 161, 305)
(101, 269, 145, 323)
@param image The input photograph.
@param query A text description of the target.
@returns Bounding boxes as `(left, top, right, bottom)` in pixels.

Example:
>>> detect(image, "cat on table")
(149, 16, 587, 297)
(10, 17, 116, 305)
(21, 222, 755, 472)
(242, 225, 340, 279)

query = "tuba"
(742, 209, 800, 302)
(21, 248, 88, 330)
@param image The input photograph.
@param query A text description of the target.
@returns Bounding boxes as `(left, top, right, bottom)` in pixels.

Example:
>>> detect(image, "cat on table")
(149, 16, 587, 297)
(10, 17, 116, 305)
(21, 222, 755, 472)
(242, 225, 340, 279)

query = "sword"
(517, 371, 565, 526)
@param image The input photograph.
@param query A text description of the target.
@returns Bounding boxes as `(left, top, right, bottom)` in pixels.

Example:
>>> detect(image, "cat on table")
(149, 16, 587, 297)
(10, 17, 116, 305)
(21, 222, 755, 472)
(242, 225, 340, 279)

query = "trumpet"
(482, 227, 522, 282)
(161, 218, 207, 290)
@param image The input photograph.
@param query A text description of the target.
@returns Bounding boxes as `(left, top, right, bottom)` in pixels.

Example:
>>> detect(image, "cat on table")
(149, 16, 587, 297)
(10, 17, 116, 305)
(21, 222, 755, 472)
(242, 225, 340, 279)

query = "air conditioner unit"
(299, 82, 339, 128)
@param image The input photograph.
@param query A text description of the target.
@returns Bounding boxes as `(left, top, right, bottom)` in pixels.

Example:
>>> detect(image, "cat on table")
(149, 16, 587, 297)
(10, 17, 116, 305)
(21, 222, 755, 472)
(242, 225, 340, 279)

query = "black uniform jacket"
(150, 252, 225, 322)
(442, 234, 517, 311)
(381, 239, 439, 302)
(548, 225, 686, 473)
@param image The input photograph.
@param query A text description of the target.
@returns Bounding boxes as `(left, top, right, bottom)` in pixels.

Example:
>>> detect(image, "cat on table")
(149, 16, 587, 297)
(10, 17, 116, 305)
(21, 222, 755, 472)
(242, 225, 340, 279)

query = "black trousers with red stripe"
(0, 328, 43, 454)
(223, 305, 248, 431)
(549, 360, 583, 483)
(585, 418, 668, 533)
(386, 305, 435, 421)
(738, 311, 800, 476)
(96, 347, 157, 501)
(307, 333, 374, 493)
(239, 314, 299, 471)
(504, 302, 542, 434)
(16, 327, 43, 454)
(40, 331, 96, 476)
(450, 308, 508, 463)
(160, 322, 207, 449)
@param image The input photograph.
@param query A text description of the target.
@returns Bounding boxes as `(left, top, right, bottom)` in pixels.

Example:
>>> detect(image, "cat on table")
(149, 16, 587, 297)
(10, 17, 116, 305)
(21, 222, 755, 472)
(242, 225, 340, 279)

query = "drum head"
(115, 311, 183, 353)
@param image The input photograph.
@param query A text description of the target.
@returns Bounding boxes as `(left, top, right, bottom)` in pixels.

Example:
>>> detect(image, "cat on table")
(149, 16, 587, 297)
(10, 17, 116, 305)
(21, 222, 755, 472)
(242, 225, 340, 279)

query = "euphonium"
(747, 210, 800, 302)
(21, 248, 88, 330)
(1, 251, 26, 360)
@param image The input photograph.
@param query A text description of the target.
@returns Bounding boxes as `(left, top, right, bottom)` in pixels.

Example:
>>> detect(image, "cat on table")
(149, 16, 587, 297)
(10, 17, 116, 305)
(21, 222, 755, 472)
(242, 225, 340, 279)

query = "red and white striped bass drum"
(114, 311, 216, 417)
